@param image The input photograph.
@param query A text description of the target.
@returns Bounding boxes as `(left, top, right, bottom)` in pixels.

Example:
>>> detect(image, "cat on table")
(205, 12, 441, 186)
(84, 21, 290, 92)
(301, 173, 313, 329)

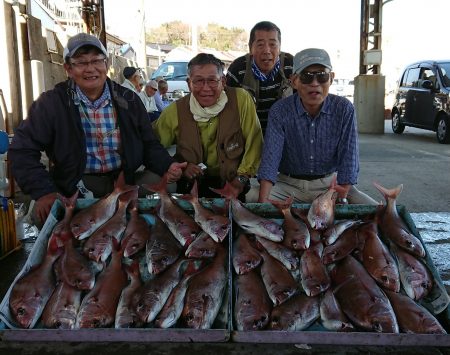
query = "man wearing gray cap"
(9, 32, 186, 223)
(257, 48, 377, 205)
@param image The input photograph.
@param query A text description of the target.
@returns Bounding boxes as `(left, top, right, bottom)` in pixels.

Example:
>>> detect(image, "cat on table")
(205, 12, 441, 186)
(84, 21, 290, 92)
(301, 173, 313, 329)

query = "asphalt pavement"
(357, 120, 450, 213)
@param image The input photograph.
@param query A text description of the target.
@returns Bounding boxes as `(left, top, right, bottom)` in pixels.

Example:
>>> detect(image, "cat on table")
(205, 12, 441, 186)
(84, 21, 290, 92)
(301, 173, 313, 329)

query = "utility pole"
(353, 0, 387, 134)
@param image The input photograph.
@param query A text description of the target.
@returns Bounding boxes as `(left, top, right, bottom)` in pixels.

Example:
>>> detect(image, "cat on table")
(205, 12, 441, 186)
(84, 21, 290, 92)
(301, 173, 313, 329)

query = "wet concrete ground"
(0, 121, 449, 353)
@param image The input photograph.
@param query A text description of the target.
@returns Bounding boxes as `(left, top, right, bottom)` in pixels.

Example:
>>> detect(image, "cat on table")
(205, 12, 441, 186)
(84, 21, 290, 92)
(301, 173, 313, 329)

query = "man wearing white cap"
(9, 33, 186, 223)
(257, 48, 377, 205)
(141, 80, 160, 121)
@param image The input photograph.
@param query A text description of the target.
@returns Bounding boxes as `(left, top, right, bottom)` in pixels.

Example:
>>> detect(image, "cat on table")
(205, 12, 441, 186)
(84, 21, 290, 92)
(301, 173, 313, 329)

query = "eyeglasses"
(190, 78, 221, 89)
(298, 71, 330, 84)
(70, 58, 107, 70)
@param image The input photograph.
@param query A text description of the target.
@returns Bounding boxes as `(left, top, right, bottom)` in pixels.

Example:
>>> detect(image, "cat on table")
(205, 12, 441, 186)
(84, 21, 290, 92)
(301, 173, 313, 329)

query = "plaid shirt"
(75, 85, 122, 173)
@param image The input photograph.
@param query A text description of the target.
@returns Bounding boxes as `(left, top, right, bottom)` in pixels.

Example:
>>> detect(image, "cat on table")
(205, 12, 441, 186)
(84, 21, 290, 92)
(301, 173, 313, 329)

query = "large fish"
(51, 192, 95, 290)
(234, 269, 272, 331)
(323, 219, 362, 246)
(300, 240, 330, 297)
(115, 261, 144, 328)
(255, 235, 299, 270)
(211, 182, 284, 242)
(322, 225, 364, 265)
(57, 232, 95, 291)
(232, 232, 262, 275)
(41, 281, 82, 329)
(373, 182, 426, 258)
(385, 290, 446, 334)
(142, 173, 201, 247)
(259, 249, 298, 306)
(82, 189, 135, 262)
(182, 180, 231, 242)
(185, 231, 219, 259)
(70, 172, 137, 240)
(9, 235, 62, 328)
(76, 239, 128, 328)
(145, 216, 182, 275)
(319, 288, 354, 332)
(269, 293, 320, 331)
(269, 196, 310, 250)
(153, 264, 200, 329)
(358, 220, 400, 292)
(307, 174, 345, 230)
(122, 198, 150, 258)
(134, 258, 189, 324)
(181, 244, 228, 329)
(330, 255, 399, 333)
(390, 243, 432, 301)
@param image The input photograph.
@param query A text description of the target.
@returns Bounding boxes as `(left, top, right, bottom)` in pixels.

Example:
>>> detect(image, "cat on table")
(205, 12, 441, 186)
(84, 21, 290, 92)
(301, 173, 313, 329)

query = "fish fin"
(142, 173, 169, 194)
(373, 182, 403, 201)
(210, 181, 238, 199)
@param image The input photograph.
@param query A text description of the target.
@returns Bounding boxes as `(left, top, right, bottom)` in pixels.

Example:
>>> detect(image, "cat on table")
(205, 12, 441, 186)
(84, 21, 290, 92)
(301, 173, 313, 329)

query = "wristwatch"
(337, 197, 348, 204)
(237, 175, 249, 185)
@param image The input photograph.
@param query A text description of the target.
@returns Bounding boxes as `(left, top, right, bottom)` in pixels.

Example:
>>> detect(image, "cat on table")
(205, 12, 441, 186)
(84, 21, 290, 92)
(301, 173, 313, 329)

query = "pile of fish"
(213, 178, 448, 334)
(5, 172, 449, 335)
(7, 173, 229, 330)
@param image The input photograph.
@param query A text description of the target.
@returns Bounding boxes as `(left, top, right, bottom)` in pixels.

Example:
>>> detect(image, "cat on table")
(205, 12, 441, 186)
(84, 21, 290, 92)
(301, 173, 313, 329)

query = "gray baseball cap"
(63, 33, 107, 60)
(293, 48, 332, 74)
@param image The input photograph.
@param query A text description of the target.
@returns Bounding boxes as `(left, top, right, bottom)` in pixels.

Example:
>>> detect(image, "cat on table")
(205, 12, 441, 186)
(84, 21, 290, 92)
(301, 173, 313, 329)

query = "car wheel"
(392, 111, 405, 134)
(436, 115, 450, 144)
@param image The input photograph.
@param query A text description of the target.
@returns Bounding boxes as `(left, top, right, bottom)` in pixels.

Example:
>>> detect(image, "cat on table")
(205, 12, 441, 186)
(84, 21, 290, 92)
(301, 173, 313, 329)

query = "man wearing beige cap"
(257, 48, 377, 205)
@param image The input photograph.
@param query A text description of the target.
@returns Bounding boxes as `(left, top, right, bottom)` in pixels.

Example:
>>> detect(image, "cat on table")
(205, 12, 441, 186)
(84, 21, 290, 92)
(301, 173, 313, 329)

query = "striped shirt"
(258, 94, 359, 185)
(75, 85, 122, 173)
(226, 52, 293, 134)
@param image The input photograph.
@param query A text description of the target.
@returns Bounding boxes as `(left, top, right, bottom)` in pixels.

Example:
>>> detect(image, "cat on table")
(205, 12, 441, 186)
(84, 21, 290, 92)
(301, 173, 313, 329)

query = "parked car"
(329, 78, 354, 99)
(151, 60, 189, 102)
(391, 60, 450, 144)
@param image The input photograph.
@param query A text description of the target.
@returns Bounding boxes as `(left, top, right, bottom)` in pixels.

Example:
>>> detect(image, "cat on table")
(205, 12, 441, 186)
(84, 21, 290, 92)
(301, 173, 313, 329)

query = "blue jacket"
(9, 78, 174, 200)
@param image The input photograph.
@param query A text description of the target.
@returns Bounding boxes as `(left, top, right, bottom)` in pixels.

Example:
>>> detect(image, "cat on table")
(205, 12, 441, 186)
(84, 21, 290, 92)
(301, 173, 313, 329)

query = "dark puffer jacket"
(9, 78, 174, 200)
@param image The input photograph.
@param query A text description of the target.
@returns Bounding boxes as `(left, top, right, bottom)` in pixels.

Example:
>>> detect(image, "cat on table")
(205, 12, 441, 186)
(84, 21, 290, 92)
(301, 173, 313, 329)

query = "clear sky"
(104, 0, 449, 87)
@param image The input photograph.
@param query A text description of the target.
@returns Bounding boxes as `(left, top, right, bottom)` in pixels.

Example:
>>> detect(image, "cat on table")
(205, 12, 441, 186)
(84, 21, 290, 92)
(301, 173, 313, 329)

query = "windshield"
(151, 62, 188, 81)
(438, 62, 450, 88)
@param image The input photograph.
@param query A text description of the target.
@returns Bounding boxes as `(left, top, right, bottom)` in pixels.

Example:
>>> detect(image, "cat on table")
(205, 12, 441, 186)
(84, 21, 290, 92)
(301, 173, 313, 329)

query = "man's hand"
(35, 192, 58, 223)
(167, 162, 188, 183)
(182, 162, 204, 181)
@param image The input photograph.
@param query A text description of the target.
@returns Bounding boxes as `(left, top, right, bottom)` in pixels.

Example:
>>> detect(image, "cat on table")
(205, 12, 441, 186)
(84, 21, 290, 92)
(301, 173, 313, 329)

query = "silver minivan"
(151, 61, 189, 102)
(391, 60, 450, 144)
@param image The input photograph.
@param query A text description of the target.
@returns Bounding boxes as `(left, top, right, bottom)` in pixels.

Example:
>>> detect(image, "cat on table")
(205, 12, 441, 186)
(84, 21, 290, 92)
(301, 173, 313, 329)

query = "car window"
(438, 63, 450, 88)
(419, 68, 436, 87)
(401, 67, 420, 88)
(151, 62, 188, 81)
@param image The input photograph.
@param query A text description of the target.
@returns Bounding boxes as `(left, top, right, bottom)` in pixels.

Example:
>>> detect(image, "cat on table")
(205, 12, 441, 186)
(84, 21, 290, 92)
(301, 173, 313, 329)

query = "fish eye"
(17, 307, 26, 315)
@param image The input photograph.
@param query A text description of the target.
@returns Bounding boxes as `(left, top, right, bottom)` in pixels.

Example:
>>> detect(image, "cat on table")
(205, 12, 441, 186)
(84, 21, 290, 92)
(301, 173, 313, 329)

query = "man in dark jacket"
(9, 33, 185, 222)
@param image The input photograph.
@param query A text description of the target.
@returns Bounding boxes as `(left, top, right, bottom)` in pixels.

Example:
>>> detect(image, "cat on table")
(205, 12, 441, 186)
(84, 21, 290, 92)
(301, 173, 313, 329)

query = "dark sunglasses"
(299, 71, 330, 84)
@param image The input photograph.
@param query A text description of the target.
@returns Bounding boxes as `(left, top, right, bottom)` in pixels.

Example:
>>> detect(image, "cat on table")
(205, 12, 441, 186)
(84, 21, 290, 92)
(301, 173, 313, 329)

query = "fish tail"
(373, 182, 403, 201)
(142, 173, 169, 194)
(57, 190, 79, 209)
(111, 237, 125, 258)
(267, 195, 293, 212)
(210, 181, 238, 199)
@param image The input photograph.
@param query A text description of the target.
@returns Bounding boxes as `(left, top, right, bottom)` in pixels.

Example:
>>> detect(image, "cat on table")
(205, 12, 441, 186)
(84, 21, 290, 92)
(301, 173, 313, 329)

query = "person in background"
(141, 80, 160, 121)
(121, 66, 143, 94)
(8, 33, 185, 223)
(154, 79, 170, 112)
(226, 20, 294, 134)
(153, 53, 263, 201)
(257, 48, 378, 205)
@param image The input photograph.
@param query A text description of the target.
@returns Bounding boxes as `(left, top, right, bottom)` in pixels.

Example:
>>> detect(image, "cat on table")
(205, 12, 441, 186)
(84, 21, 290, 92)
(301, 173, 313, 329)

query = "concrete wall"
(354, 74, 385, 134)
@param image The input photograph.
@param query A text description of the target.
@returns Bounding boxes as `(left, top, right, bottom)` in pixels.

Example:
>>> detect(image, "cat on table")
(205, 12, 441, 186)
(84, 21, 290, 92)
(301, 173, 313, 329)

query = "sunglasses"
(299, 71, 330, 84)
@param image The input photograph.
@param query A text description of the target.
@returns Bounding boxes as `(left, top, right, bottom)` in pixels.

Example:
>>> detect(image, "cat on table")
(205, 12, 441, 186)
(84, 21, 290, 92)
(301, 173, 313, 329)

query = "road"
(357, 120, 450, 212)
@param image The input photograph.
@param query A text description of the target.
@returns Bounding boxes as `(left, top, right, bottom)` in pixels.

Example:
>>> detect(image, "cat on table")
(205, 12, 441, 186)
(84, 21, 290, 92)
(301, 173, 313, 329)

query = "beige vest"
(175, 87, 244, 181)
